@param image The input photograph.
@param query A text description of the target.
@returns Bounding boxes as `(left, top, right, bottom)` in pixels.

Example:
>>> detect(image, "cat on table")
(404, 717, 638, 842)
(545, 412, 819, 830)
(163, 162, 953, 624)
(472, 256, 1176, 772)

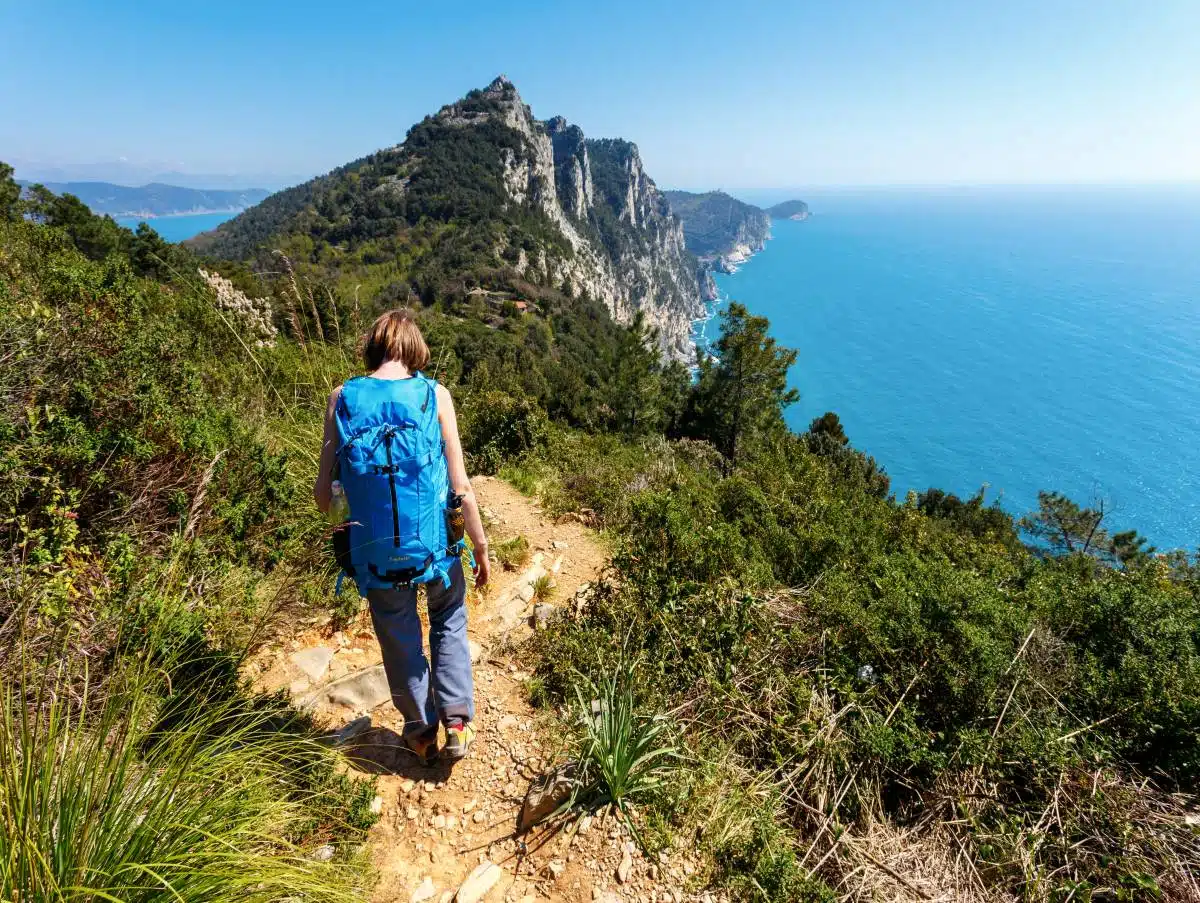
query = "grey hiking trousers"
(367, 559, 475, 737)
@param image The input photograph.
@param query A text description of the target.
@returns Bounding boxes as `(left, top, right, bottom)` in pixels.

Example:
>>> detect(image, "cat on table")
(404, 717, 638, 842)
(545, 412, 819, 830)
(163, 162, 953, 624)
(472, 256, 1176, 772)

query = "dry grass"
(833, 820, 1005, 903)
(937, 767, 1200, 903)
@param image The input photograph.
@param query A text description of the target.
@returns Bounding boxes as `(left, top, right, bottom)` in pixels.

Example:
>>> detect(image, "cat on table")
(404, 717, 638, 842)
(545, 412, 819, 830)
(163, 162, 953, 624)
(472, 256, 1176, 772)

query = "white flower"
(198, 268, 278, 348)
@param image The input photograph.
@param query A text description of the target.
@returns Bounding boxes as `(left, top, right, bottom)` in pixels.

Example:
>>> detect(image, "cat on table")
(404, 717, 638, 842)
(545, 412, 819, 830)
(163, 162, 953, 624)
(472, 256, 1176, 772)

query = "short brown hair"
(362, 309, 431, 372)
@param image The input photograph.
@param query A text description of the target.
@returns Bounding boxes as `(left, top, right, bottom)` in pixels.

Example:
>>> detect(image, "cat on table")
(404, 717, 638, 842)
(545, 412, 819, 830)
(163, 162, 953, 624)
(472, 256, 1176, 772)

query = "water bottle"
(328, 480, 350, 524)
(446, 491, 466, 545)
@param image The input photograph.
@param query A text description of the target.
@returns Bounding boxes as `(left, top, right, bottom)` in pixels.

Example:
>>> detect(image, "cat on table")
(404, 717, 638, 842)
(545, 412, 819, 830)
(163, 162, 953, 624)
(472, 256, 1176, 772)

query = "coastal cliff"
(663, 190, 772, 273)
(480, 81, 703, 357)
(193, 77, 703, 360)
(664, 190, 808, 275)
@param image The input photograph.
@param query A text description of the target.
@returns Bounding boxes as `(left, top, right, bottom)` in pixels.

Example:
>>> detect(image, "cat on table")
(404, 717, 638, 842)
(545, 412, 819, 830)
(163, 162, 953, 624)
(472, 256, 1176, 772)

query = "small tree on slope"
(689, 301, 798, 469)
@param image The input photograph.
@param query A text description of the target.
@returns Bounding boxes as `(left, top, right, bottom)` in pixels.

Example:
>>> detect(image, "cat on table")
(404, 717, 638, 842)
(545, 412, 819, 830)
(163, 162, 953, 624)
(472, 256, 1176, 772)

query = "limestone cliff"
(463, 78, 703, 358)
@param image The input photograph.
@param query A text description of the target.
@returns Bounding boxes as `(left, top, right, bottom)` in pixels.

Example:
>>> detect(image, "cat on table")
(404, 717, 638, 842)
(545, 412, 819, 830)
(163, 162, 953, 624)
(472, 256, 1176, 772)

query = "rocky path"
(248, 478, 704, 903)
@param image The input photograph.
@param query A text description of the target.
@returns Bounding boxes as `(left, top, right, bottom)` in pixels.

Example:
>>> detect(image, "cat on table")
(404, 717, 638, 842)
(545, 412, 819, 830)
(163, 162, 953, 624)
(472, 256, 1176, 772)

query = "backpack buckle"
(369, 557, 435, 590)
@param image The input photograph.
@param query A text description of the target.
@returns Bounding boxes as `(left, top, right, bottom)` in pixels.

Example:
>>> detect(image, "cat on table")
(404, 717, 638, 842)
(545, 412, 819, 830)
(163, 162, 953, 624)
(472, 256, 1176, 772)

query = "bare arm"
(437, 384, 490, 586)
(313, 386, 341, 513)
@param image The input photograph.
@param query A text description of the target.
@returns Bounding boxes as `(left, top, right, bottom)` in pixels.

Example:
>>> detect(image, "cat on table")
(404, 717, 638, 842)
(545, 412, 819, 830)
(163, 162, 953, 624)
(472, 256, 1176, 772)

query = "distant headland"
(664, 190, 809, 276)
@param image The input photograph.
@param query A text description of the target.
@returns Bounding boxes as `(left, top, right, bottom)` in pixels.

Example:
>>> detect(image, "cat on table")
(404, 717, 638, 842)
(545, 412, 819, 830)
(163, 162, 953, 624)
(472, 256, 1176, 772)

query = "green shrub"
(459, 389, 550, 474)
(526, 425, 1200, 898)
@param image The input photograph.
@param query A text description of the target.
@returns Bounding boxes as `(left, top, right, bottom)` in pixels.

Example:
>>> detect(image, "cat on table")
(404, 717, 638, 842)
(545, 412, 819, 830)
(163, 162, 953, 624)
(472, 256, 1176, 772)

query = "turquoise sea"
(698, 186, 1200, 551)
(116, 210, 237, 242)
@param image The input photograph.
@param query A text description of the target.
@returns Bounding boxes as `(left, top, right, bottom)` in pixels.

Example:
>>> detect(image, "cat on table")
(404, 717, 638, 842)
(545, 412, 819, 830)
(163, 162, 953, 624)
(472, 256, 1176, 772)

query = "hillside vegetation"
(6, 121, 1200, 903)
(766, 199, 810, 220)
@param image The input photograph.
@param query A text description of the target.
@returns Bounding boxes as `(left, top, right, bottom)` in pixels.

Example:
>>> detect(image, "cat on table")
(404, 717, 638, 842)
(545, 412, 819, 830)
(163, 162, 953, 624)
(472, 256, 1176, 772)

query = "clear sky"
(3, 0, 1198, 190)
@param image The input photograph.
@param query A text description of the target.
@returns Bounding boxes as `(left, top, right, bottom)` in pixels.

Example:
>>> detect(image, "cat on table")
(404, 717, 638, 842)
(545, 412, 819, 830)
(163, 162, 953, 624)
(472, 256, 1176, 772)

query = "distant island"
(17, 180, 270, 218)
(664, 189, 808, 274)
(766, 199, 810, 220)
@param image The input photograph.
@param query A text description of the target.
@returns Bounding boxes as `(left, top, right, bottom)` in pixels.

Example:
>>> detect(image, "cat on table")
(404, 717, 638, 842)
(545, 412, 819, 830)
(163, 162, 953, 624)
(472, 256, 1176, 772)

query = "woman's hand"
(473, 544, 491, 587)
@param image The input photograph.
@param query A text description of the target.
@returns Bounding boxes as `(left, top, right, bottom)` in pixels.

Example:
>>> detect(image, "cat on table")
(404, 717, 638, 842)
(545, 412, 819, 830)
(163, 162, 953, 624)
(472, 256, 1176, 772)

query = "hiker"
(314, 309, 490, 763)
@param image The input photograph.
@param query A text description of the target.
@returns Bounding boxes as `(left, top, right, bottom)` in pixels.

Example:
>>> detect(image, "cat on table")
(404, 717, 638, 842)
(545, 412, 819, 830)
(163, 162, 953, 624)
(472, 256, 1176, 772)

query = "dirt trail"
(249, 478, 699, 903)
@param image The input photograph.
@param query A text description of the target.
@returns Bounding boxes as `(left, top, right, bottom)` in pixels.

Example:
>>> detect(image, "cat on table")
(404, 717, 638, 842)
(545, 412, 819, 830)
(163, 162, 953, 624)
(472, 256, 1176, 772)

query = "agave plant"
(571, 665, 680, 839)
(530, 574, 556, 604)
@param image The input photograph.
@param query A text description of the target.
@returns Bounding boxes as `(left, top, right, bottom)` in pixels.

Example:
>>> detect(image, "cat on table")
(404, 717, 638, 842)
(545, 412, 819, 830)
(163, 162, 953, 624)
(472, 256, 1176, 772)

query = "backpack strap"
(414, 372, 437, 416)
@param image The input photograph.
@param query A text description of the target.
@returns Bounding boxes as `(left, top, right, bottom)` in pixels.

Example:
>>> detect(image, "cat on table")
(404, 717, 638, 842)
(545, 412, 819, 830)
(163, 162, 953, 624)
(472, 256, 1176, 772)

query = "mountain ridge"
(664, 189, 772, 273)
(191, 76, 703, 359)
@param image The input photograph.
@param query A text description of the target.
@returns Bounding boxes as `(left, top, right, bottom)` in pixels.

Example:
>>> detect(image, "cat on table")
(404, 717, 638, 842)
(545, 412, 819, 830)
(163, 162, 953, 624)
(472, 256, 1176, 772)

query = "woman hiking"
(314, 309, 490, 764)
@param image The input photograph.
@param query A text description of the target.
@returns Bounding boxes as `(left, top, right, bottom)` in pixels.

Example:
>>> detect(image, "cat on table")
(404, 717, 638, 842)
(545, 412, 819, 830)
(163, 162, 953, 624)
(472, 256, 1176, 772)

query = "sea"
(115, 210, 238, 242)
(695, 185, 1200, 551)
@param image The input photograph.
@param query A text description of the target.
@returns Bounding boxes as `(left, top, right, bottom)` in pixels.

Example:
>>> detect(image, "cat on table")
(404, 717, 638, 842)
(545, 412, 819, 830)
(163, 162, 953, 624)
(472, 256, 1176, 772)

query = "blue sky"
(3, 0, 1198, 190)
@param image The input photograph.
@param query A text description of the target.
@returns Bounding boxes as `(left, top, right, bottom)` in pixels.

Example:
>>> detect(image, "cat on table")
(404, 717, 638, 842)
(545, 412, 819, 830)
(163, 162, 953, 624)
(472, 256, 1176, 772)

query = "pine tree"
(689, 301, 798, 468)
(608, 312, 664, 434)
(1020, 490, 1155, 565)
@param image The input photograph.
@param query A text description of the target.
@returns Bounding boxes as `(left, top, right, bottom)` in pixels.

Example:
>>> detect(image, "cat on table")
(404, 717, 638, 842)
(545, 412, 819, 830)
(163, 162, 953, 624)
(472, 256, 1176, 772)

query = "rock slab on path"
(291, 646, 335, 682)
(455, 862, 502, 903)
(411, 876, 437, 903)
(315, 663, 391, 710)
(518, 762, 577, 832)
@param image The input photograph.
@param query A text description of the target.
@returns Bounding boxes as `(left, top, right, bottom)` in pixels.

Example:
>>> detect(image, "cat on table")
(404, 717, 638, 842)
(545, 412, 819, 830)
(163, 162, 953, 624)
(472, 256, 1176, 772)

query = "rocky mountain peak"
(484, 74, 516, 97)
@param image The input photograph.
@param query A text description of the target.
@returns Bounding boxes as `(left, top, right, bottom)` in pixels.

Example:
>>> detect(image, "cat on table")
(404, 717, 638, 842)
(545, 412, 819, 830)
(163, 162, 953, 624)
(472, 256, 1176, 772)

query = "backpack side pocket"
(332, 522, 356, 576)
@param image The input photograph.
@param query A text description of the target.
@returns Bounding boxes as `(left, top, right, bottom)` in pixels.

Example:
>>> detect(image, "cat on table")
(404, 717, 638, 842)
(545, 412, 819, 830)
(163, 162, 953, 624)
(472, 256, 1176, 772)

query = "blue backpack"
(333, 374, 460, 594)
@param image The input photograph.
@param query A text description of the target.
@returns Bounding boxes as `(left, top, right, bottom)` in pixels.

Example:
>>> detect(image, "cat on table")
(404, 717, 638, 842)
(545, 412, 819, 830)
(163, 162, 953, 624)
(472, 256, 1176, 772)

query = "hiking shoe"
(400, 726, 439, 766)
(441, 722, 476, 760)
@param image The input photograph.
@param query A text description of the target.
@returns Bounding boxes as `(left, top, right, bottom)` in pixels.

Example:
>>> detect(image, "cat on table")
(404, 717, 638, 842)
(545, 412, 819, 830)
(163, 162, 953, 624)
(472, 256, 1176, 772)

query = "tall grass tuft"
(530, 573, 556, 604)
(493, 534, 531, 571)
(0, 645, 365, 902)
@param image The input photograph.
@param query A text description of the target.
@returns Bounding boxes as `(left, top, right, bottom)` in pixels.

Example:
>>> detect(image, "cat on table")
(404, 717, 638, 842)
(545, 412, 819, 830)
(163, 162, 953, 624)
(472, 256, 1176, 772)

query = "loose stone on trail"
(518, 763, 576, 832)
(617, 850, 633, 883)
(411, 876, 437, 903)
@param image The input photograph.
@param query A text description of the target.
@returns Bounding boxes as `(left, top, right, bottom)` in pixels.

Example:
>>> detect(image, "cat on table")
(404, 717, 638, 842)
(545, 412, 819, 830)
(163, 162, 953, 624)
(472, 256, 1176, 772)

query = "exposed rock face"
(545, 116, 592, 218)
(441, 77, 703, 359)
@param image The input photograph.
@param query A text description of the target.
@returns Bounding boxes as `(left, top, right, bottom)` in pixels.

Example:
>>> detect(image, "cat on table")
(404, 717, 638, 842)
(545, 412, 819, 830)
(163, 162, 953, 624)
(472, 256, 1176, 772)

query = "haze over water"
(701, 186, 1200, 551)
